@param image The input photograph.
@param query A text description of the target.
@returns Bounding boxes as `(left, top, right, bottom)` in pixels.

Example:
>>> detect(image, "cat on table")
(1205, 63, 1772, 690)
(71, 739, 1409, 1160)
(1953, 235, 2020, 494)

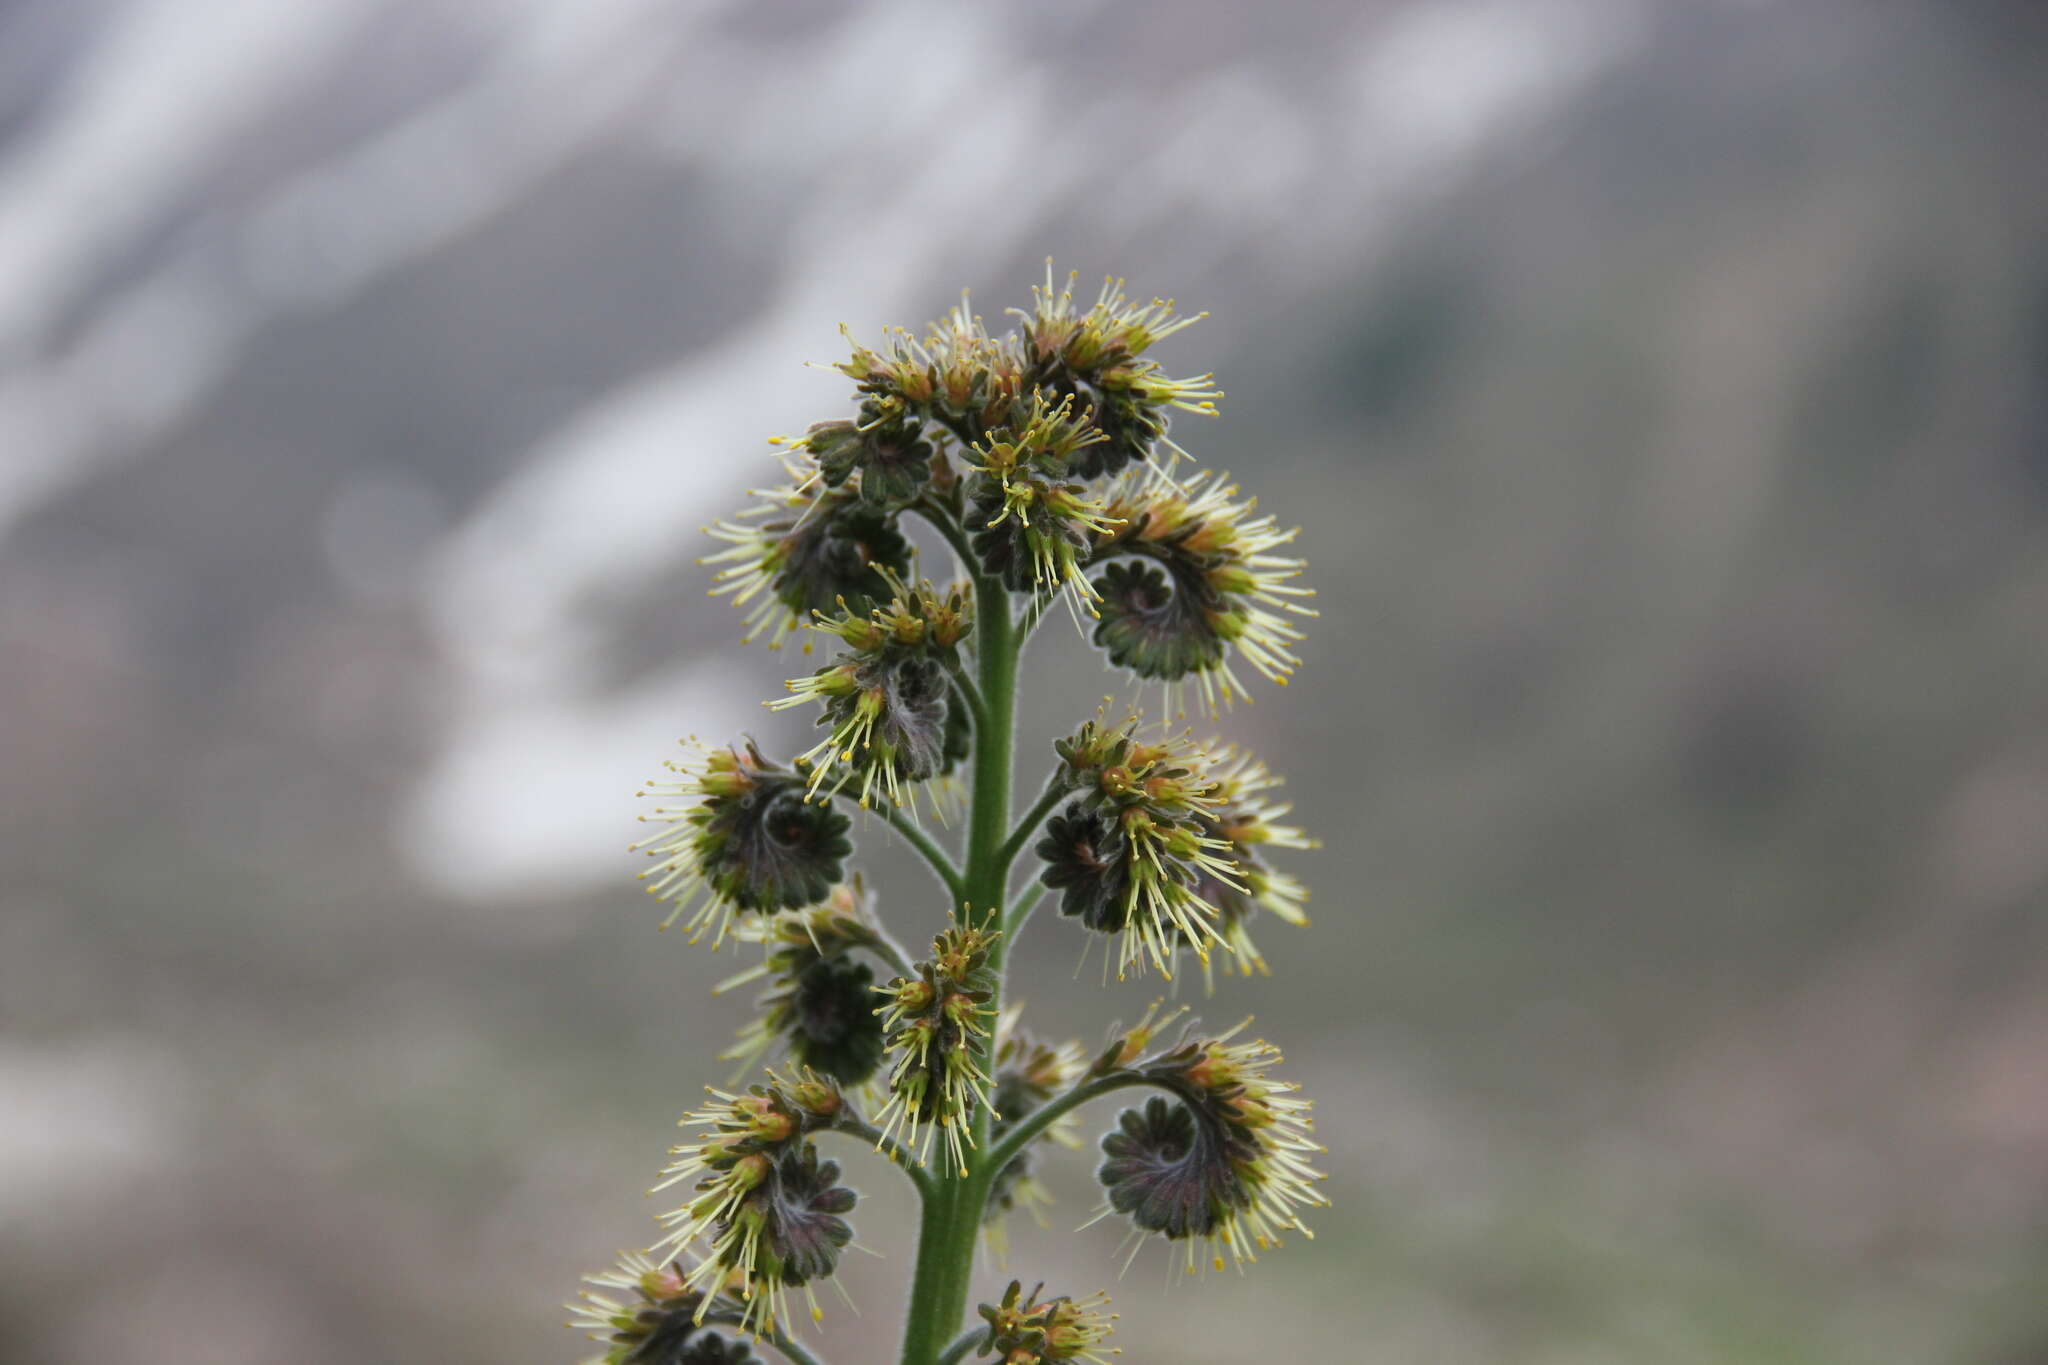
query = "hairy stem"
(997, 769, 1069, 870)
(699, 1314, 830, 1365)
(911, 499, 978, 578)
(934, 1326, 985, 1365)
(839, 795, 964, 904)
(830, 1117, 935, 1202)
(897, 561, 1018, 1365)
(1002, 882, 1049, 941)
(977, 1072, 1153, 1189)
(866, 924, 919, 981)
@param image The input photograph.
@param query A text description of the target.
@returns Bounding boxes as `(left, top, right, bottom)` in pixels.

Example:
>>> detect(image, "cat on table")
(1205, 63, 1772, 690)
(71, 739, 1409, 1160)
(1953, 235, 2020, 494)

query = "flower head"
(1014, 264, 1220, 480)
(872, 922, 1002, 1175)
(718, 892, 890, 1085)
(702, 459, 913, 651)
(835, 303, 1030, 439)
(1095, 1024, 1325, 1274)
(773, 581, 973, 812)
(975, 1279, 1119, 1365)
(568, 1251, 761, 1365)
(965, 394, 1124, 620)
(718, 895, 890, 1087)
(635, 742, 853, 947)
(1091, 466, 1315, 711)
(654, 1074, 859, 1335)
(798, 394, 936, 509)
(1033, 719, 1242, 978)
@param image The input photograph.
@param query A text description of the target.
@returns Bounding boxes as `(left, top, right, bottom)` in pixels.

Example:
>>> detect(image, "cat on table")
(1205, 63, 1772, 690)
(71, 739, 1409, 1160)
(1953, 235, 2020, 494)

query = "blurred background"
(3, 1, 2046, 1361)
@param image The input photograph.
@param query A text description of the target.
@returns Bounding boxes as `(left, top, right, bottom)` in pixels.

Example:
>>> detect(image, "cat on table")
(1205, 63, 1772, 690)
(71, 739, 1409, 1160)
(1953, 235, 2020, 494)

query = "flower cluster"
(652, 1072, 860, 1336)
(1014, 267, 1220, 479)
(578, 269, 1327, 1363)
(635, 742, 853, 947)
(983, 1007, 1088, 1253)
(975, 1280, 1118, 1365)
(702, 265, 1304, 709)
(800, 393, 937, 510)
(872, 922, 1002, 1175)
(834, 269, 1216, 482)
(702, 458, 913, 651)
(1032, 719, 1314, 981)
(716, 888, 890, 1086)
(1034, 719, 1240, 978)
(1095, 1023, 1326, 1274)
(568, 1252, 759, 1365)
(772, 579, 973, 811)
(1091, 466, 1316, 711)
(964, 393, 1124, 621)
(835, 302, 1025, 439)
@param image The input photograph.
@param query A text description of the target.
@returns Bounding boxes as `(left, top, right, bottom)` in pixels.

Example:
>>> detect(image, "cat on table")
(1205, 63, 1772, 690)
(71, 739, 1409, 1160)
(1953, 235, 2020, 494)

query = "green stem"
(996, 770, 1068, 870)
(912, 499, 978, 577)
(977, 1072, 1152, 1188)
(763, 1329, 830, 1365)
(699, 1315, 829, 1365)
(943, 655, 987, 732)
(866, 925, 919, 981)
(1003, 882, 1049, 941)
(1016, 592, 1053, 641)
(841, 796, 963, 905)
(935, 1326, 985, 1365)
(897, 561, 1019, 1365)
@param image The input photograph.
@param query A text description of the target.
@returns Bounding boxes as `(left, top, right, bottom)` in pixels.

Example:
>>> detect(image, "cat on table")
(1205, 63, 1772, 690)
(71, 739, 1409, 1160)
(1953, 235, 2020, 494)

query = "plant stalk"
(896, 563, 1019, 1365)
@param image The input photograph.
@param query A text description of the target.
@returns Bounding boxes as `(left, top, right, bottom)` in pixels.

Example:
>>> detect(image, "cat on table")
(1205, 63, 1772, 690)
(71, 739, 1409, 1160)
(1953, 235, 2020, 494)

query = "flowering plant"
(571, 269, 1325, 1365)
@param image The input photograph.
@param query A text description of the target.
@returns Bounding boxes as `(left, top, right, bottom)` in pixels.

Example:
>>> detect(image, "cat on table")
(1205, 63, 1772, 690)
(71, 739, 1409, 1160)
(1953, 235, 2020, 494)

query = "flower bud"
(872, 923, 1001, 1174)
(805, 396, 937, 510)
(704, 469, 913, 650)
(635, 742, 854, 946)
(568, 1251, 760, 1365)
(774, 582, 974, 812)
(654, 1077, 864, 1336)
(1095, 1027, 1326, 1274)
(975, 1279, 1117, 1365)
(1089, 467, 1315, 711)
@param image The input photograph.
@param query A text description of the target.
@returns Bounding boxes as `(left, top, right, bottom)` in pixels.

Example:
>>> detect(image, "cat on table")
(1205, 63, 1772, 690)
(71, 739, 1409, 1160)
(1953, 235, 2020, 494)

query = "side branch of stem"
(976, 1072, 1154, 1195)
(996, 770, 1069, 871)
(838, 795, 964, 904)
(830, 1117, 936, 1202)
(934, 1326, 985, 1365)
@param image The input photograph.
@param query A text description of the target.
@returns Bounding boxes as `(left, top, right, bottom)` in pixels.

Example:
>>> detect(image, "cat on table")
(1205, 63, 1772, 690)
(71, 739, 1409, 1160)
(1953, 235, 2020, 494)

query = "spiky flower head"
(965, 393, 1124, 620)
(717, 889, 891, 1085)
(653, 1072, 858, 1335)
(1015, 265, 1220, 480)
(635, 741, 853, 947)
(984, 1007, 1088, 1252)
(702, 456, 913, 651)
(568, 1252, 759, 1365)
(872, 922, 1002, 1175)
(773, 580, 973, 811)
(799, 393, 937, 510)
(835, 303, 1029, 438)
(1090, 466, 1315, 711)
(1094, 1022, 1326, 1274)
(975, 1280, 1119, 1365)
(1034, 718, 1244, 978)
